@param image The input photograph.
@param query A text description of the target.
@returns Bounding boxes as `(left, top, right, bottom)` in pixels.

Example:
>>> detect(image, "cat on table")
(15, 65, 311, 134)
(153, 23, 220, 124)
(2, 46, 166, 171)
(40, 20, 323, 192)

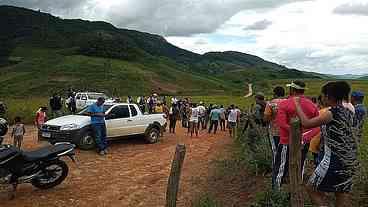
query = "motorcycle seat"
(22, 144, 74, 162)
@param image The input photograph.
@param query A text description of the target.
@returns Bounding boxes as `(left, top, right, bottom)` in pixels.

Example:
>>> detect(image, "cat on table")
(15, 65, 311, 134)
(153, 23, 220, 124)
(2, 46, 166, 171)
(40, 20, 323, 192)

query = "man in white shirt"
(228, 105, 238, 138)
(198, 102, 206, 130)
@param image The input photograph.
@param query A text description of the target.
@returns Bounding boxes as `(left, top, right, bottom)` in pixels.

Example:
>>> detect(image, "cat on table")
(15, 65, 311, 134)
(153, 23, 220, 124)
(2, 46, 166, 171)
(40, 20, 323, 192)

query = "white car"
(75, 92, 114, 110)
(39, 103, 166, 150)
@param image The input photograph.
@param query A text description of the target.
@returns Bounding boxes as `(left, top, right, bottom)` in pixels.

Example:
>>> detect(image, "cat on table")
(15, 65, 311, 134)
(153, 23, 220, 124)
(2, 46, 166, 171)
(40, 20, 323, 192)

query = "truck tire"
(79, 131, 96, 150)
(144, 127, 160, 144)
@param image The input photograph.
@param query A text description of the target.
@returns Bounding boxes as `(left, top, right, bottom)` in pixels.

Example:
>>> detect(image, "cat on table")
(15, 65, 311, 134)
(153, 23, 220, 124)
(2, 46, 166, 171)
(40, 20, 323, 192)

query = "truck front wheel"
(79, 132, 96, 150)
(145, 128, 160, 144)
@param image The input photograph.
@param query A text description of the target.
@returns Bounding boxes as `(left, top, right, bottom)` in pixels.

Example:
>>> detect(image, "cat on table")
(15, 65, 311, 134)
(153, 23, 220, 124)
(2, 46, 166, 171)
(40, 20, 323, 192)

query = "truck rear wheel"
(79, 132, 96, 150)
(144, 128, 159, 144)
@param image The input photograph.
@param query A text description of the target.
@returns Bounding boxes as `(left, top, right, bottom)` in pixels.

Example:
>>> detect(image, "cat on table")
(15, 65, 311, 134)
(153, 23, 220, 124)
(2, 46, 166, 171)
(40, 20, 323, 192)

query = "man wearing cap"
(87, 97, 108, 155)
(274, 80, 319, 189)
(351, 91, 367, 143)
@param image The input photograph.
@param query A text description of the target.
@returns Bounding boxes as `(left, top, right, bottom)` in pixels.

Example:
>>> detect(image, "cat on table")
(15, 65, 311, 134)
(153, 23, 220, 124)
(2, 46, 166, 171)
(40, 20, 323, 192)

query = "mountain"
(0, 5, 320, 97)
(329, 74, 368, 80)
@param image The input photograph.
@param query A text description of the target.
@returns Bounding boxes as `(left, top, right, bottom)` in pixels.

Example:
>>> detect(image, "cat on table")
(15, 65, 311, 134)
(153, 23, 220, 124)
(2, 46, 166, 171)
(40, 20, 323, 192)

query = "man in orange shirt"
(274, 81, 319, 189)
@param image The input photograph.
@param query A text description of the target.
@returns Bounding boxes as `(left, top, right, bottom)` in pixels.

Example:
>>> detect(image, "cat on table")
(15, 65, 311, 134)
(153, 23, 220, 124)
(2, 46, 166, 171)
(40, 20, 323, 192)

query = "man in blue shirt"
(351, 91, 367, 143)
(208, 105, 221, 134)
(87, 97, 107, 155)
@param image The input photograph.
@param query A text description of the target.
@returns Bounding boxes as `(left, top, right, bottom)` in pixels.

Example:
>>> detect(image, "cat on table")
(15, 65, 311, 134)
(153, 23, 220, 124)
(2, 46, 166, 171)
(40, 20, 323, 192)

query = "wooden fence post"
(289, 118, 304, 207)
(166, 144, 186, 207)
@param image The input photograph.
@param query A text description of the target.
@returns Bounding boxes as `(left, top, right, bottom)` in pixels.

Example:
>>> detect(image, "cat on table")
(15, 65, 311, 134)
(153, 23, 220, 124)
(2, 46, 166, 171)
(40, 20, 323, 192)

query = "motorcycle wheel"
(31, 160, 69, 189)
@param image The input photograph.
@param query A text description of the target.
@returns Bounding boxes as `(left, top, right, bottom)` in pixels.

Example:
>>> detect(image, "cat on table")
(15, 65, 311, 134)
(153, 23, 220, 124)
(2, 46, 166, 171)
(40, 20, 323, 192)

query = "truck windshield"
(78, 105, 113, 115)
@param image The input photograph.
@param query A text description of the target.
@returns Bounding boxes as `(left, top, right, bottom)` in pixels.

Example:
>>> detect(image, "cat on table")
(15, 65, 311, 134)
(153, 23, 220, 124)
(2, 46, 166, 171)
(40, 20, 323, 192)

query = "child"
(11, 117, 25, 149)
(294, 81, 357, 207)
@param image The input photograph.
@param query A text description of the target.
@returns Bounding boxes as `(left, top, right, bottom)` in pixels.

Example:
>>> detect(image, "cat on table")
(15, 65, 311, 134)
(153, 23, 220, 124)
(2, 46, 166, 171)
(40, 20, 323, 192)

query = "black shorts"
(309, 146, 353, 193)
(273, 144, 309, 189)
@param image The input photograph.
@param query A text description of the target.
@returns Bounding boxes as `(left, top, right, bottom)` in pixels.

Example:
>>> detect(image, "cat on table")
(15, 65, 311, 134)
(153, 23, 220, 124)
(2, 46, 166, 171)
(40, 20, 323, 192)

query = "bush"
(235, 113, 272, 175)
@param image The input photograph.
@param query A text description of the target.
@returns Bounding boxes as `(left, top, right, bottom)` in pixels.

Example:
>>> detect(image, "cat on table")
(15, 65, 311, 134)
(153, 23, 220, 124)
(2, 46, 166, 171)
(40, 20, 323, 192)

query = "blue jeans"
(92, 123, 107, 151)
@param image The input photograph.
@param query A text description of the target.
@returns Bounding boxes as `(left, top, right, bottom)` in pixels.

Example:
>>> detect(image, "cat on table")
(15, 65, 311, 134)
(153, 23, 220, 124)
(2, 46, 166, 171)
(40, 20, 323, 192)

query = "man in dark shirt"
(351, 91, 367, 143)
(49, 93, 63, 118)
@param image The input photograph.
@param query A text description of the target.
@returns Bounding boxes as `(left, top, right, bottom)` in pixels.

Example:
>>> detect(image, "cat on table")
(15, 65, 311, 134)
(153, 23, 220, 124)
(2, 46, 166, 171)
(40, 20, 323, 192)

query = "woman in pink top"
(35, 107, 48, 129)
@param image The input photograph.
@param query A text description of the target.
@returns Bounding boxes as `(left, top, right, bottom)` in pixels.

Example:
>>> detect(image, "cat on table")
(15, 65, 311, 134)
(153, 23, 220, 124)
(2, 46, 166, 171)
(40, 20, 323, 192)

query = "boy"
(11, 117, 25, 149)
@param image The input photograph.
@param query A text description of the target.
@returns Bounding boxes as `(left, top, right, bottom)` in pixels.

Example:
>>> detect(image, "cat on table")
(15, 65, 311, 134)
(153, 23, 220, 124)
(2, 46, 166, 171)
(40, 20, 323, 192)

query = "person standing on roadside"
(198, 102, 206, 130)
(137, 96, 146, 113)
(189, 103, 199, 137)
(295, 81, 356, 207)
(208, 105, 221, 134)
(155, 102, 164, 113)
(219, 105, 226, 131)
(169, 103, 180, 133)
(35, 106, 47, 141)
(126, 96, 133, 104)
(263, 86, 286, 188)
(171, 96, 178, 105)
(228, 105, 238, 138)
(11, 116, 25, 149)
(35, 107, 47, 130)
(351, 91, 367, 143)
(235, 106, 241, 127)
(254, 93, 267, 126)
(87, 97, 107, 155)
(264, 87, 286, 157)
(205, 104, 213, 129)
(274, 81, 319, 189)
(162, 102, 170, 136)
(50, 93, 63, 118)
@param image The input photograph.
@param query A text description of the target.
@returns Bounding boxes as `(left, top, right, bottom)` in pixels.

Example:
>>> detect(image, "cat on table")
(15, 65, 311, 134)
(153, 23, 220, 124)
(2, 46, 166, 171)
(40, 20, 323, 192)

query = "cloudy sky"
(2, 0, 368, 75)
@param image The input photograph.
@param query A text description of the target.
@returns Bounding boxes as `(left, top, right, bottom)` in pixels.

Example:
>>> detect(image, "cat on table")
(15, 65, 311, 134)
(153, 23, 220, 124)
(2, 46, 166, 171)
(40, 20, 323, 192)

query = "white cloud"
(244, 19, 272, 30)
(1, 0, 312, 36)
(333, 1, 368, 16)
(2, 0, 368, 74)
(169, 0, 368, 75)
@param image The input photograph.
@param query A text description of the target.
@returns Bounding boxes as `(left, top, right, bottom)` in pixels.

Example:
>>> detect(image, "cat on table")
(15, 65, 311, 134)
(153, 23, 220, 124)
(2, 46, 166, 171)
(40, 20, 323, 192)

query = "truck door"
(128, 105, 146, 135)
(105, 105, 131, 138)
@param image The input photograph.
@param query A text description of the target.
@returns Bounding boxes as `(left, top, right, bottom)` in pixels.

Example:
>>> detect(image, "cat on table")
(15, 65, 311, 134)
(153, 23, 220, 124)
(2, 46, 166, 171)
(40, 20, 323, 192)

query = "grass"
(0, 47, 245, 98)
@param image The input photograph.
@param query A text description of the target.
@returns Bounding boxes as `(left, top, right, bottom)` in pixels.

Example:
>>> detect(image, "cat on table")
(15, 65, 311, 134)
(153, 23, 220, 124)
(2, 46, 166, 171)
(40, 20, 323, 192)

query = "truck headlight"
(60, 124, 80, 131)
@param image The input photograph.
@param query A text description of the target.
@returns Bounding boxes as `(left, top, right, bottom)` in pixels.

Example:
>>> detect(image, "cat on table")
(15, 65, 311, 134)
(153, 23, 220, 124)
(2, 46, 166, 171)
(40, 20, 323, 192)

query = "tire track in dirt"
(1, 125, 232, 207)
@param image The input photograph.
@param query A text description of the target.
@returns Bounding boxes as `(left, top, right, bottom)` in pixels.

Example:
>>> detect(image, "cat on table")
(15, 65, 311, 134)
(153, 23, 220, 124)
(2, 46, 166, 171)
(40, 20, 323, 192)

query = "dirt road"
(1, 125, 232, 207)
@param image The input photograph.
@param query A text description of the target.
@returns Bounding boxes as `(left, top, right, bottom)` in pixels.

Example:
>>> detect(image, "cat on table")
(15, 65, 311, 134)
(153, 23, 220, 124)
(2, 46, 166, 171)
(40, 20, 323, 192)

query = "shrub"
(235, 112, 272, 175)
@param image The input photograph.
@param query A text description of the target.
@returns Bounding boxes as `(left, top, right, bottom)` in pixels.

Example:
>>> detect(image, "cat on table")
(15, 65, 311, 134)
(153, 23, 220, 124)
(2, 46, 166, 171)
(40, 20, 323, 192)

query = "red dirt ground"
(1, 125, 235, 207)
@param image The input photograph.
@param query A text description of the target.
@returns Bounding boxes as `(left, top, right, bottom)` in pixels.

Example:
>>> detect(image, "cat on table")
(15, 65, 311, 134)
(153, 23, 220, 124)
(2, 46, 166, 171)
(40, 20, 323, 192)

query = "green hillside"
(0, 5, 320, 98)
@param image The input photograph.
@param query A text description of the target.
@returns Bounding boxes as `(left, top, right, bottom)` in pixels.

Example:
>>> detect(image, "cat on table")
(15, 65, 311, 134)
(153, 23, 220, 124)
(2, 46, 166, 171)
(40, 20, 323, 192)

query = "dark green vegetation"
(0, 5, 320, 98)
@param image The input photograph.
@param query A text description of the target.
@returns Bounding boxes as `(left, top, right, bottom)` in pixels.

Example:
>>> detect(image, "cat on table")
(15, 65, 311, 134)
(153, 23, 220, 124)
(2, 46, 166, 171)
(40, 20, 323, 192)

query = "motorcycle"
(0, 142, 76, 198)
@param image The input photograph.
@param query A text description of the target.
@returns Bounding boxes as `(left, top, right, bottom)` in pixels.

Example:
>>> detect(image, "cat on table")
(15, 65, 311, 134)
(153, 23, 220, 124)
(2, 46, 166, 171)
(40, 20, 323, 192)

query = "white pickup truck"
(39, 103, 166, 150)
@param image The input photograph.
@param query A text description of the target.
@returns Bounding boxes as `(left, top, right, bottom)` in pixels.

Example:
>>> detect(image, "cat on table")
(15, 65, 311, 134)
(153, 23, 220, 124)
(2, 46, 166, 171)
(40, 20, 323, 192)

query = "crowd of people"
(126, 94, 242, 137)
(257, 80, 366, 207)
